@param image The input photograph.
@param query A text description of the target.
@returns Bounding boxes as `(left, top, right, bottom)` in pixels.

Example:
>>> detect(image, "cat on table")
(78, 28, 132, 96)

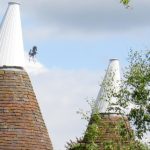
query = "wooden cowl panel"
(0, 68, 53, 150)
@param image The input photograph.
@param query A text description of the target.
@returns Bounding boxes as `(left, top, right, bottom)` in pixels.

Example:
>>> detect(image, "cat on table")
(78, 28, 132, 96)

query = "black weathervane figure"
(29, 46, 38, 62)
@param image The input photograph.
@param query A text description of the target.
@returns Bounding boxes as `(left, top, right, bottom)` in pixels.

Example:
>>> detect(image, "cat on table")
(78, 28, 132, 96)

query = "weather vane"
(29, 46, 38, 62)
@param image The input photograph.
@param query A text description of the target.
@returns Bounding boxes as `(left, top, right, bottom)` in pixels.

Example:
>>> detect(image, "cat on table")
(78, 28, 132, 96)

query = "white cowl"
(93, 59, 121, 113)
(0, 2, 25, 67)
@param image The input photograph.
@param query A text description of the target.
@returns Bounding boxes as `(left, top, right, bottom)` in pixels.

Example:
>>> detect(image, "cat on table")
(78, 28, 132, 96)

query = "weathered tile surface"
(0, 68, 53, 150)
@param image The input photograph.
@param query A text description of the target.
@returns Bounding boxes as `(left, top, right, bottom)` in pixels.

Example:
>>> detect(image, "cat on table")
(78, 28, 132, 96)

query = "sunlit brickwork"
(0, 68, 53, 150)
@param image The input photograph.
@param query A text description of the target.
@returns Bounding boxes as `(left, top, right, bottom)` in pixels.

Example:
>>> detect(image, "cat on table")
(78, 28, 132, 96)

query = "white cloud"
(0, 0, 146, 40)
(23, 26, 60, 42)
(24, 52, 48, 75)
(26, 59, 102, 150)
(1, 0, 150, 40)
(26, 59, 150, 149)
(20, 0, 150, 36)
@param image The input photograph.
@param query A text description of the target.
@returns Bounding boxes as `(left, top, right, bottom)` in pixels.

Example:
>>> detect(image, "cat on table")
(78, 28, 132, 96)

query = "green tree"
(66, 50, 150, 150)
(114, 50, 150, 139)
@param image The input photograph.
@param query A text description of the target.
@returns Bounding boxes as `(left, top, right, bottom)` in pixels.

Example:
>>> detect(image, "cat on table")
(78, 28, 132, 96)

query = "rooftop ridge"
(0, 66, 23, 69)
(8, 2, 21, 5)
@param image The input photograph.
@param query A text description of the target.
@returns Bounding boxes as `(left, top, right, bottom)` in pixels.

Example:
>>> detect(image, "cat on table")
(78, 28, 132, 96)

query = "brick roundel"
(0, 68, 53, 150)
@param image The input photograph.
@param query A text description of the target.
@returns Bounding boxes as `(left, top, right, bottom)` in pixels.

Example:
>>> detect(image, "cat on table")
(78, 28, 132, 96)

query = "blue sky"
(0, 0, 150, 149)
(0, 1, 136, 68)
(33, 38, 150, 70)
(18, 0, 150, 71)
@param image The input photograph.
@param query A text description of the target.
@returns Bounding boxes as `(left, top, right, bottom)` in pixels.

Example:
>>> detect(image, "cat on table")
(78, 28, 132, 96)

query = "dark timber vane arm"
(29, 46, 38, 62)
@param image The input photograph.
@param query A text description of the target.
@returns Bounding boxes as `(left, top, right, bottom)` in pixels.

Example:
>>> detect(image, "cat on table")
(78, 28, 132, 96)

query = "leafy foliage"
(120, 0, 130, 6)
(66, 50, 150, 149)
(66, 110, 101, 150)
(113, 50, 150, 139)
(66, 107, 150, 149)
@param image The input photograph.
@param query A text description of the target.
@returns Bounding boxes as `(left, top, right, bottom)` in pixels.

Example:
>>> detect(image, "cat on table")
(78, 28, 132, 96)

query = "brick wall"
(0, 68, 53, 150)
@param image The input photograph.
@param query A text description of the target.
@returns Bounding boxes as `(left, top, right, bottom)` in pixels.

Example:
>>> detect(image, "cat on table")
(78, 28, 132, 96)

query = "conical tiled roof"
(83, 113, 133, 150)
(0, 68, 53, 149)
(0, 2, 53, 149)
